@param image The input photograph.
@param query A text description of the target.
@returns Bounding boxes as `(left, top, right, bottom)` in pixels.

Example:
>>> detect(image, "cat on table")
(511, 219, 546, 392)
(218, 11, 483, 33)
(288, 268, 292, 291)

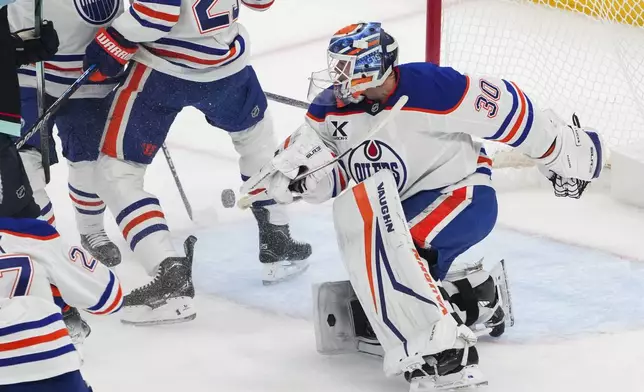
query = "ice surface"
(36, 1, 644, 391)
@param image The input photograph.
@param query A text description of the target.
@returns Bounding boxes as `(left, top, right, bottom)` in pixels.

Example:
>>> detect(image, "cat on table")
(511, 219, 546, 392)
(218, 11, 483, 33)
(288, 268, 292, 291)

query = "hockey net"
(427, 0, 644, 170)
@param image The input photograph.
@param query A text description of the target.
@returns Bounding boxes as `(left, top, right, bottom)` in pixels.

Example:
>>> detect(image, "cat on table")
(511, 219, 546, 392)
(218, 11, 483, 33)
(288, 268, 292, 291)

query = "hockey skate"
(81, 230, 122, 268)
(445, 259, 514, 338)
(406, 346, 488, 391)
(251, 206, 312, 285)
(120, 236, 197, 326)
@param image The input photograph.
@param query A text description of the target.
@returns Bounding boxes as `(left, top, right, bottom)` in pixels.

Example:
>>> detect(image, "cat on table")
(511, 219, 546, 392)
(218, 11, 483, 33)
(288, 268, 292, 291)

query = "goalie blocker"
(320, 170, 488, 391)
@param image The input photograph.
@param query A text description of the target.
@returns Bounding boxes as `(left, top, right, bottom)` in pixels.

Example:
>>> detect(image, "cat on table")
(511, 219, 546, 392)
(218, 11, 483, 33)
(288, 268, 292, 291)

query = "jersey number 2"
(193, 0, 240, 34)
(0, 255, 34, 298)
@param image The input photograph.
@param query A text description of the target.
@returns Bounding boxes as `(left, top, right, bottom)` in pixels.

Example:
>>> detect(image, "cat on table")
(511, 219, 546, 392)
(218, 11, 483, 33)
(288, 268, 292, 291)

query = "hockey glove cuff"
(12, 20, 60, 66)
(84, 27, 138, 82)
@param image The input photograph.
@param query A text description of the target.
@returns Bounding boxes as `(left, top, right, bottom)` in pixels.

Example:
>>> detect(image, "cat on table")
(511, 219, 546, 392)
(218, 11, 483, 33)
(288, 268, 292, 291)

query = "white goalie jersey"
(0, 218, 123, 385)
(302, 62, 603, 202)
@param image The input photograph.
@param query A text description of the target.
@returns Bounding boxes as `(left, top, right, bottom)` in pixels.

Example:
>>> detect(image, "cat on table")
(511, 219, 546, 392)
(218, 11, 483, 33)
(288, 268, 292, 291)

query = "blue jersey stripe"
(40, 202, 53, 216)
(68, 184, 100, 199)
(510, 94, 534, 148)
(87, 271, 115, 312)
(486, 80, 518, 141)
(476, 167, 492, 177)
(138, 0, 181, 5)
(0, 218, 58, 240)
(331, 169, 338, 198)
(155, 37, 233, 56)
(130, 7, 172, 32)
(0, 313, 62, 337)
(50, 54, 85, 62)
(0, 344, 76, 367)
(17, 69, 116, 86)
(115, 198, 160, 225)
(130, 224, 169, 250)
(74, 207, 107, 216)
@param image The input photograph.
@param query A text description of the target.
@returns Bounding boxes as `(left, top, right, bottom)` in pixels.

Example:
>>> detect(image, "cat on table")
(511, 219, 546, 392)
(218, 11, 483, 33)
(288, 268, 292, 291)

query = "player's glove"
(12, 21, 60, 66)
(266, 124, 337, 204)
(537, 112, 605, 199)
(83, 27, 137, 82)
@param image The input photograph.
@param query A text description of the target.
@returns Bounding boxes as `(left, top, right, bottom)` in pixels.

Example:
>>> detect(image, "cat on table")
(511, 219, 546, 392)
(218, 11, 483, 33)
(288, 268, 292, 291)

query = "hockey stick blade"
(237, 95, 409, 209)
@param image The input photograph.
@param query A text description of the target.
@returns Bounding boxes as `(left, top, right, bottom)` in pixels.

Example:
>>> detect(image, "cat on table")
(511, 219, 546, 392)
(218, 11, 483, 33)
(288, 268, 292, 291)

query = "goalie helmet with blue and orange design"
(308, 22, 399, 107)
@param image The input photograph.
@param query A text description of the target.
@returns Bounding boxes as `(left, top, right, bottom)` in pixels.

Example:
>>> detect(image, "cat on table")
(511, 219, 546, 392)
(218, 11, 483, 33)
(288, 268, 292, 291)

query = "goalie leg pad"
(332, 170, 464, 377)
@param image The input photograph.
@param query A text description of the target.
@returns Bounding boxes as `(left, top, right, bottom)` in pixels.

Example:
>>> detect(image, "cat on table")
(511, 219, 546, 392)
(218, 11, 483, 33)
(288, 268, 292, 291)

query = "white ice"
(40, 1, 644, 391)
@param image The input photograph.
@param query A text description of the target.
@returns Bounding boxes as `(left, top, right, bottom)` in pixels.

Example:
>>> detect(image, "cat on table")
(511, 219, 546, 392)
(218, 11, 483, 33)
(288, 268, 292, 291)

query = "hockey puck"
(221, 188, 236, 208)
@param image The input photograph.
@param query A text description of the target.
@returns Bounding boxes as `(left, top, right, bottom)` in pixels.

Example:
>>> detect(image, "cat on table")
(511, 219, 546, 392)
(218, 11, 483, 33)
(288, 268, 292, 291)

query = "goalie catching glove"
(267, 124, 337, 204)
(536, 111, 605, 199)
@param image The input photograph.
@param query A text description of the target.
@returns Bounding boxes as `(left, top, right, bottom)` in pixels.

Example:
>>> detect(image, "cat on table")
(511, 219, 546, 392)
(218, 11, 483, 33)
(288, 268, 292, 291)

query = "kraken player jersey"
(8, 0, 123, 98)
(112, 0, 273, 82)
(0, 218, 122, 385)
(305, 62, 557, 201)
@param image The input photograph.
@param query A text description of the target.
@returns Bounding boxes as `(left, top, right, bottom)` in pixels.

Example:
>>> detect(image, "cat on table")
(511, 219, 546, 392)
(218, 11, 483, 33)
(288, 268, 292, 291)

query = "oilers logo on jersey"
(348, 140, 408, 192)
(74, 0, 120, 25)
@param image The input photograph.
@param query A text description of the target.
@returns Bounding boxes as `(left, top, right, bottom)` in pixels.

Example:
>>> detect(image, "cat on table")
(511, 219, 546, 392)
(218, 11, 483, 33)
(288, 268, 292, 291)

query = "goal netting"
(428, 0, 644, 169)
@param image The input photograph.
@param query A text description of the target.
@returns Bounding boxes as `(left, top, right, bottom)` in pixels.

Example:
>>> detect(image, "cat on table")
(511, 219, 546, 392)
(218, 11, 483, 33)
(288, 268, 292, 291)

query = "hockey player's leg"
(406, 185, 510, 336)
(198, 66, 311, 284)
(57, 97, 123, 267)
(97, 63, 194, 325)
(18, 148, 55, 224)
(333, 170, 487, 391)
(16, 88, 58, 225)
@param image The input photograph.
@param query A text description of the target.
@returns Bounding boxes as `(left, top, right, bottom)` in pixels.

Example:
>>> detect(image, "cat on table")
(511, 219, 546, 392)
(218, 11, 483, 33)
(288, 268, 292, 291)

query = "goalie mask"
(308, 22, 399, 107)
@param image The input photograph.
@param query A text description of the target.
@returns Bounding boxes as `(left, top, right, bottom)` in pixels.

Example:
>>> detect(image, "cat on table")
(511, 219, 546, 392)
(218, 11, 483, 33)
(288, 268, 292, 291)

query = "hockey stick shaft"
(237, 95, 409, 209)
(15, 66, 96, 150)
(34, 0, 49, 183)
(265, 92, 309, 110)
(161, 142, 193, 221)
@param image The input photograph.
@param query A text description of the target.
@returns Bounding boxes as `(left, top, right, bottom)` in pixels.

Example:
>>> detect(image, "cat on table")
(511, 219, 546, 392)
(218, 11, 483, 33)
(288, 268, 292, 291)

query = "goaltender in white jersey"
(0, 218, 122, 390)
(243, 22, 605, 391)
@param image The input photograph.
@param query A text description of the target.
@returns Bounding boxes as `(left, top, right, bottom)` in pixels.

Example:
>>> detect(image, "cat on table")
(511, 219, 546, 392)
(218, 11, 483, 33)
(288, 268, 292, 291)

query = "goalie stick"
(237, 95, 409, 209)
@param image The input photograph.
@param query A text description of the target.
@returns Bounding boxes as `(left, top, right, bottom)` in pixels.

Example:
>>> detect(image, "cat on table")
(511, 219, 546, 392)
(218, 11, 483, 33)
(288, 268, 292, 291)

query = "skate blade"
(411, 366, 488, 392)
(262, 262, 310, 286)
(120, 297, 196, 326)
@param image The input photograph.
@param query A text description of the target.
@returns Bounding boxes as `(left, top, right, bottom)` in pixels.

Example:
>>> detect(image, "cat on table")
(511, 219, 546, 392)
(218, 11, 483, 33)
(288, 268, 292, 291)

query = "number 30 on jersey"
(193, 0, 240, 34)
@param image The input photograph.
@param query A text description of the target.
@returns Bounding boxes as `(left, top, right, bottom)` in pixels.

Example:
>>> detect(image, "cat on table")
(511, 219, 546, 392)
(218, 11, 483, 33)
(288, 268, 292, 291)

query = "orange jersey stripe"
(122, 211, 165, 239)
(0, 328, 69, 352)
(410, 188, 467, 246)
(93, 285, 123, 315)
(132, 3, 179, 23)
(477, 156, 493, 166)
(150, 46, 237, 66)
(499, 82, 527, 144)
(69, 194, 104, 207)
(103, 63, 148, 157)
(352, 183, 378, 313)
